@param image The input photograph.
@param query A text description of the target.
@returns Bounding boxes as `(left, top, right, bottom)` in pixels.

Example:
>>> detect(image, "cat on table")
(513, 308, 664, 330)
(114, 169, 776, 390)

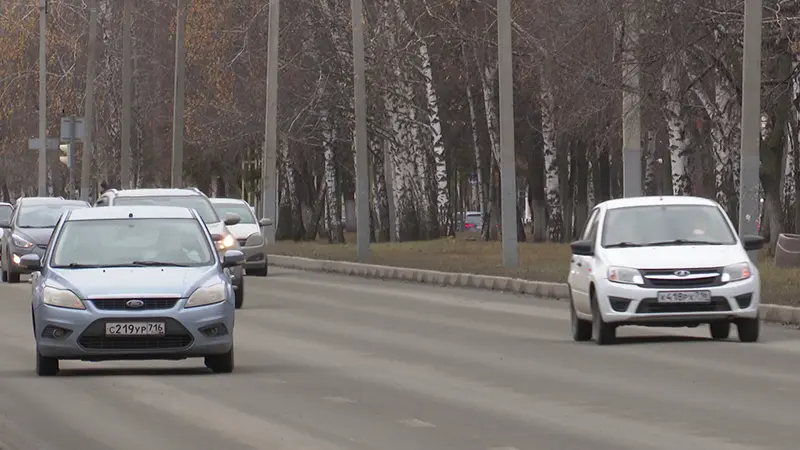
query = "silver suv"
(94, 188, 246, 309)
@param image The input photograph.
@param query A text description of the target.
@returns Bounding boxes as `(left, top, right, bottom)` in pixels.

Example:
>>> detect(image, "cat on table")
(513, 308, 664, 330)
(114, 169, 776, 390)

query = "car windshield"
(113, 196, 220, 224)
(16, 203, 88, 228)
(50, 218, 215, 268)
(0, 205, 11, 223)
(601, 204, 737, 248)
(212, 202, 256, 224)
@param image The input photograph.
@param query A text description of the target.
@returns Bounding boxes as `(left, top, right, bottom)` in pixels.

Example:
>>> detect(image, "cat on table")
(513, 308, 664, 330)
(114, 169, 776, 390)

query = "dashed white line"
(321, 396, 356, 404)
(489, 447, 519, 450)
(398, 418, 436, 428)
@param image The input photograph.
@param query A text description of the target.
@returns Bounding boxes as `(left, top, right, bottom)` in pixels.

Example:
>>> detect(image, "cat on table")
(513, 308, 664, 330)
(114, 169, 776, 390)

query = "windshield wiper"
(130, 260, 191, 267)
(56, 263, 103, 269)
(604, 241, 642, 248)
(645, 239, 724, 246)
(17, 225, 52, 229)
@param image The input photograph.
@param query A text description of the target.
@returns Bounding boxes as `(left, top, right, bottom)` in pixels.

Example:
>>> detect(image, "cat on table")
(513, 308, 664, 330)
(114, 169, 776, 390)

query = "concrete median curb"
(268, 255, 800, 326)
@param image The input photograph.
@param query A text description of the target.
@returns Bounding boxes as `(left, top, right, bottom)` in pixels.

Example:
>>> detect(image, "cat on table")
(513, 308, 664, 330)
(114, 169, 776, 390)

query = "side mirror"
(210, 233, 224, 242)
(221, 249, 245, 268)
(570, 239, 594, 256)
(19, 254, 41, 270)
(0, 220, 10, 229)
(741, 235, 764, 251)
(259, 218, 273, 227)
(223, 212, 241, 226)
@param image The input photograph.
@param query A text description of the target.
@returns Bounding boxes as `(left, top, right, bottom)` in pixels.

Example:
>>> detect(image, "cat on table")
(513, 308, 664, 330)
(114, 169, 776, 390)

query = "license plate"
(105, 322, 165, 336)
(657, 291, 712, 304)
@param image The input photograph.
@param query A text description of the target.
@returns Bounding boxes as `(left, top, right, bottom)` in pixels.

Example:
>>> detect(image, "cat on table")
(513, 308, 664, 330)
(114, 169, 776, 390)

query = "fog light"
(199, 323, 229, 337)
(41, 325, 72, 340)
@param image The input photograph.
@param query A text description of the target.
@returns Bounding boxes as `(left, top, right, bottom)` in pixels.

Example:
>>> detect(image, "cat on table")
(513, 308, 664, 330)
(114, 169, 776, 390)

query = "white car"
(567, 196, 764, 345)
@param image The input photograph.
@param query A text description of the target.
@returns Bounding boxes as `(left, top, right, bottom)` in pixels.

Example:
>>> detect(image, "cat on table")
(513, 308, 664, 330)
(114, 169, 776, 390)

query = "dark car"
(0, 197, 90, 283)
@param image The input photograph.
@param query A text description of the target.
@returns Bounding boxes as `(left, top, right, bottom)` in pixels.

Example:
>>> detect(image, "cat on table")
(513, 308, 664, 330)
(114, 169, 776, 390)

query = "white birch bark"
(661, 55, 691, 195)
(539, 64, 563, 241)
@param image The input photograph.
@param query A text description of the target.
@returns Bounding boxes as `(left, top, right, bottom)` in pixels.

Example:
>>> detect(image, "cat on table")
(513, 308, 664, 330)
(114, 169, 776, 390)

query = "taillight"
(464, 223, 474, 229)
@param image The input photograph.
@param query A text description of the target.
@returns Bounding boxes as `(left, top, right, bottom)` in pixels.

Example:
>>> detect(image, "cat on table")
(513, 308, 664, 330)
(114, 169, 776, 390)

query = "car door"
(570, 208, 600, 315)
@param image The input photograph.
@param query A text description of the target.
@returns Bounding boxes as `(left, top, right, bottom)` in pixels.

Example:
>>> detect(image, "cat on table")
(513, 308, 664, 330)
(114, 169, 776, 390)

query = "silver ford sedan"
(209, 198, 272, 277)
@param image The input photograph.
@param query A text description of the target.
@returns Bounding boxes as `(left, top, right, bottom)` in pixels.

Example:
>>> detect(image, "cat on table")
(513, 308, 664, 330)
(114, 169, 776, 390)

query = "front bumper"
(8, 245, 46, 274)
(596, 276, 760, 325)
(241, 242, 268, 270)
(34, 298, 234, 361)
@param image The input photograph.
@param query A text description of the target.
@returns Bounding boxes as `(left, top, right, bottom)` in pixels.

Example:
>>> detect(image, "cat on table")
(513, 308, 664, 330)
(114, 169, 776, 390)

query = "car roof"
(208, 197, 248, 205)
(107, 188, 204, 198)
(0, 202, 11, 207)
(18, 197, 89, 206)
(66, 205, 197, 221)
(599, 195, 719, 210)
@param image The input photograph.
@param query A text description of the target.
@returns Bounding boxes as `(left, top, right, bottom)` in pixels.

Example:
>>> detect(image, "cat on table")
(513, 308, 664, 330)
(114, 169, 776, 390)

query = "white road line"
(398, 419, 436, 428)
(321, 396, 356, 404)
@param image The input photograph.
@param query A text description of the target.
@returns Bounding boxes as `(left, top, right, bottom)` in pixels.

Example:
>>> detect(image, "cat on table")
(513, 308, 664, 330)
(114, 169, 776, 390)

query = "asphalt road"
(1, 268, 799, 450)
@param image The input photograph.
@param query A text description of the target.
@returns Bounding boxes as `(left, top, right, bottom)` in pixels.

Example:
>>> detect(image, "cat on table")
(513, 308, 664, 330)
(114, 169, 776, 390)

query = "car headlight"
(43, 286, 86, 310)
(216, 233, 236, 250)
(11, 233, 34, 249)
(607, 266, 644, 285)
(721, 262, 751, 283)
(246, 233, 264, 246)
(185, 283, 226, 308)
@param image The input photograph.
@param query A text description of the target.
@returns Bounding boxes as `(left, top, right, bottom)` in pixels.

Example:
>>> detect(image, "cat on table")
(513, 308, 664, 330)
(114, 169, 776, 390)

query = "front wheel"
(205, 347, 234, 373)
(737, 318, 760, 343)
(709, 321, 731, 340)
(234, 280, 244, 309)
(591, 294, 616, 345)
(570, 297, 592, 342)
(36, 349, 59, 376)
(247, 266, 268, 277)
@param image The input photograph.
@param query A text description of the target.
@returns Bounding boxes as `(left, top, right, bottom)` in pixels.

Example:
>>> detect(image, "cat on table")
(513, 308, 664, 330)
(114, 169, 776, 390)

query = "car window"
(211, 203, 257, 224)
(0, 205, 11, 223)
(15, 204, 89, 228)
(50, 218, 216, 268)
(112, 196, 220, 224)
(581, 209, 600, 241)
(601, 204, 737, 247)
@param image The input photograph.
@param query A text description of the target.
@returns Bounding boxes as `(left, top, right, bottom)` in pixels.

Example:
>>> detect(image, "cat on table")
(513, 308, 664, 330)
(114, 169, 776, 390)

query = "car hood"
(226, 223, 260, 239)
(603, 245, 748, 269)
(49, 266, 219, 299)
(14, 227, 54, 246)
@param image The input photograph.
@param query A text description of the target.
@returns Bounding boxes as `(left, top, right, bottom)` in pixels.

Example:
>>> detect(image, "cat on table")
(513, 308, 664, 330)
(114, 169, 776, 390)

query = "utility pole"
(739, 0, 762, 262)
(261, 0, 279, 242)
(121, 0, 132, 189)
(38, 0, 47, 197)
(621, 5, 642, 197)
(171, 0, 188, 188)
(497, 0, 517, 267)
(351, 0, 370, 260)
(80, 0, 97, 202)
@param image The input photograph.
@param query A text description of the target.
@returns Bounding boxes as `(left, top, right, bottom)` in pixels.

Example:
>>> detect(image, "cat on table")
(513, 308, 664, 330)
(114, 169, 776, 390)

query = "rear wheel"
(205, 347, 234, 374)
(591, 293, 616, 345)
(737, 318, 760, 343)
(709, 321, 731, 340)
(570, 296, 592, 342)
(248, 266, 268, 277)
(8, 271, 20, 284)
(36, 349, 59, 376)
(234, 280, 244, 309)
(1, 269, 7, 282)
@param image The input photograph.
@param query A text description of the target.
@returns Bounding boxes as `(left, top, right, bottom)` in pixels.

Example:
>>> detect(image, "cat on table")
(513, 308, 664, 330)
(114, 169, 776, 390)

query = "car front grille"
(636, 297, 731, 314)
(640, 267, 723, 288)
(77, 317, 193, 351)
(237, 238, 248, 246)
(89, 298, 179, 311)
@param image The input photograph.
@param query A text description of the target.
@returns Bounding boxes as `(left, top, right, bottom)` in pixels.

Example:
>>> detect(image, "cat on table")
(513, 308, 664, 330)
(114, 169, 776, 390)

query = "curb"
(268, 255, 800, 327)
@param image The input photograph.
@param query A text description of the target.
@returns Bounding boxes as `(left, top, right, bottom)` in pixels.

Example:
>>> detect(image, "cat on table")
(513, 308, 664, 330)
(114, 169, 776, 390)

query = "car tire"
(570, 296, 592, 342)
(737, 318, 760, 343)
(234, 280, 244, 309)
(7, 271, 20, 284)
(1, 269, 7, 283)
(36, 349, 59, 377)
(591, 293, 616, 345)
(248, 266, 268, 277)
(205, 347, 234, 374)
(709, 321, 731, 340)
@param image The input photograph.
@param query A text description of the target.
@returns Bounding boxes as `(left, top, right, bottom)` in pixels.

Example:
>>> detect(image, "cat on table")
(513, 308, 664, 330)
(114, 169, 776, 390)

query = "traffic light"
(59, 144, 71, 168)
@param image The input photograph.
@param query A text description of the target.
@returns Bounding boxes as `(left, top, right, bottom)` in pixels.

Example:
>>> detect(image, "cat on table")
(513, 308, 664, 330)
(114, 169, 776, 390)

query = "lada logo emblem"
(126, 299, 145, 308)
(674, 270, 690, 277)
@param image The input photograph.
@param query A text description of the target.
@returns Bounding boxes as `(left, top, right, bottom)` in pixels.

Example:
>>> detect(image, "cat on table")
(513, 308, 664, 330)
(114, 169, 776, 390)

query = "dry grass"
(270, 232, 800, 307)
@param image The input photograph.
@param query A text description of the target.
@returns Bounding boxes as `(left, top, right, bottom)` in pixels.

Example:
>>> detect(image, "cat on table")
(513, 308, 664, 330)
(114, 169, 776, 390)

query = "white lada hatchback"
(567, 196, 764, 345)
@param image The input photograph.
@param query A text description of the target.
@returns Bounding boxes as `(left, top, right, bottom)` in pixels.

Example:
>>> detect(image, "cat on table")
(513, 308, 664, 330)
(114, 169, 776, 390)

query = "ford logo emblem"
(674, 270, 690, 277)
(126, 299, 145, 308)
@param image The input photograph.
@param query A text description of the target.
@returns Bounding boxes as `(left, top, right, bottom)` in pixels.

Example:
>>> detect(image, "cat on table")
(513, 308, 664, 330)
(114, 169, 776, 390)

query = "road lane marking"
(321, 396, 356, 404)
(399, 418, 436, 428)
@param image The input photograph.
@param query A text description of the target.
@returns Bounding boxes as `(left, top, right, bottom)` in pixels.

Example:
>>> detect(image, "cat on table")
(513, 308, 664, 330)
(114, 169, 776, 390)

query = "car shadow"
(611, 335, 712, 346)
(54, 364, 273, 377)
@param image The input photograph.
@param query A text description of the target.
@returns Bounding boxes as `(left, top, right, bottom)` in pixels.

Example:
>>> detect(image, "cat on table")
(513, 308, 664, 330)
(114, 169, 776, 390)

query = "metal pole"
(80, 0, 97, 202)
(38, 0, 47, 197)
(121, 0, 132, 189)
(738, 0, 762, 262)
(68, 116, 76, 198)
(171, 0, 188, 188)
(621, 6, 642, 197)
(261, 0, 279, 242)
(351, 0, 370, 260)
(497, 0, 517, 267)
